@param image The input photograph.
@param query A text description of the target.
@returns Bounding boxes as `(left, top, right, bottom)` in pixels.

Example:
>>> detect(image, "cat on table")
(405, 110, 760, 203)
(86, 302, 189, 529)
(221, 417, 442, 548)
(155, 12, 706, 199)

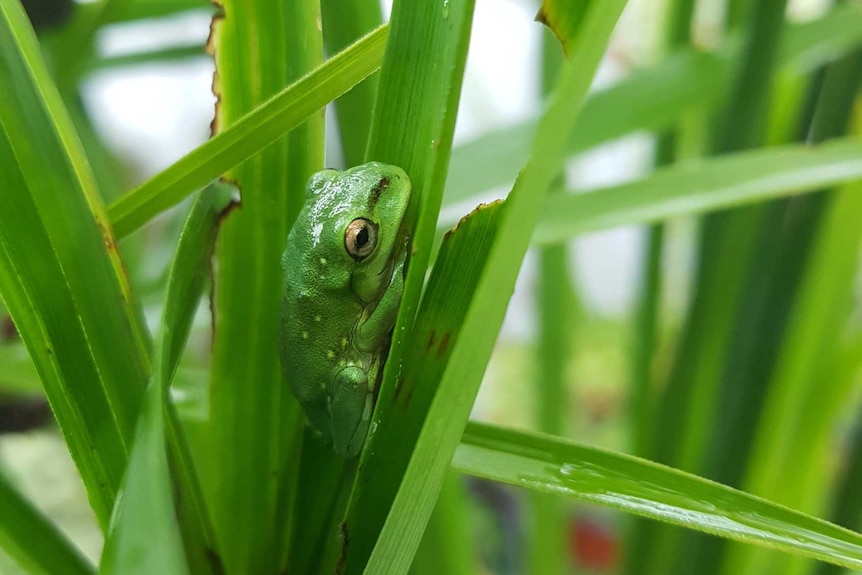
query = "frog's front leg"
(355, 258, 405, 352)
(330, 366, 372, 457)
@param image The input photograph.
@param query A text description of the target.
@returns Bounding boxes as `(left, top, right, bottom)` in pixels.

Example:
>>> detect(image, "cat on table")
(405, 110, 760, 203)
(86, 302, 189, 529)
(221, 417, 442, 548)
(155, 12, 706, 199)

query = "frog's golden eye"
(345, 218, 378, 261)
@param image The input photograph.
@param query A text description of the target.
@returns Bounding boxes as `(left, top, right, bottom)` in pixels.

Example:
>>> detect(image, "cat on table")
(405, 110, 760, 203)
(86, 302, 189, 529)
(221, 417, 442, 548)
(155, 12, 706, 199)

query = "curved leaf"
(99, 183, 234, 575)
(455, 422, 862, 571)
(0, 0, 150, 526)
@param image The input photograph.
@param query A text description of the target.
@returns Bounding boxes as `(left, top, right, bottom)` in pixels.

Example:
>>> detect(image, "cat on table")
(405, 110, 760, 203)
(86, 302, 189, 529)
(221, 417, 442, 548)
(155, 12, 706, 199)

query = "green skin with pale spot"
(279, 162, 411, 457)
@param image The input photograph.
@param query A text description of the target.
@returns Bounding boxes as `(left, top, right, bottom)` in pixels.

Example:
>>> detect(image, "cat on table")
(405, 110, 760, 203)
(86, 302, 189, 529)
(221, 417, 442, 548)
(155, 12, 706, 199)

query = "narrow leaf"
(444, 3, 862, 205)
(0, 0, 149, 526)
(0, 471, 93, 575)
(359, 1, 629, 572)
(335, 0, 478, 571)
(100, 182, 234, 575)
(107, 24, 387, 237)
(531, 137, 862, 244)
(206, 3, 323, 574)
(320, 0, 382, 166)
(99, 384, 189, 575)
(454, 422, 862, 571)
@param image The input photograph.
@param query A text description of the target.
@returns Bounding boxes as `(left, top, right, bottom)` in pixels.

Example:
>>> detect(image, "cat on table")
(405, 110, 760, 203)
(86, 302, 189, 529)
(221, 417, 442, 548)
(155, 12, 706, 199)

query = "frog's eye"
(344, 218, 378, 261)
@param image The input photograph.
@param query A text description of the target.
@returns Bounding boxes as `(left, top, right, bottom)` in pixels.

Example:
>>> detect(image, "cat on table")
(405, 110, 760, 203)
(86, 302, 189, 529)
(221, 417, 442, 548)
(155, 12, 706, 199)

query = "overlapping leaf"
(0, 0, 149, 526)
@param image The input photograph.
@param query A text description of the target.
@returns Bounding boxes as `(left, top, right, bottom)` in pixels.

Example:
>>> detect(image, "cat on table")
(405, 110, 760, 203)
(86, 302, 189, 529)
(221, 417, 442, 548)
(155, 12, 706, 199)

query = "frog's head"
(310, 162, 412, 302)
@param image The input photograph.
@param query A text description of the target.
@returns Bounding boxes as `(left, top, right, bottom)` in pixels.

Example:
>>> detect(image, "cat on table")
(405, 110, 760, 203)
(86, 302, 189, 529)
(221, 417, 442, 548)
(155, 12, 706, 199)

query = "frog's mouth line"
(350, 220, 409, 303)
(394, 220, 411, 265)
(371, 219, 410, 279)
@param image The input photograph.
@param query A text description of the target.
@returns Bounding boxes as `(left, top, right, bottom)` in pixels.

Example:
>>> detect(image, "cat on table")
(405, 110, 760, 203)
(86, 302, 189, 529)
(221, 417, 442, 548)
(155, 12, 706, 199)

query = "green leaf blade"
(335, 0, 479, 571)
(455, 422, 862, 571)
(0, 0, 150, 526)
(320, 0, 382, 166)
(205, 3, 323, 574)
(357, 0, 629, 572)
(0, 472, 94, 575)
(99, 382, 190, 575)
(100, 182, 235, 575)
(533, 137, 862, 243)
(107, 24, 388, 238)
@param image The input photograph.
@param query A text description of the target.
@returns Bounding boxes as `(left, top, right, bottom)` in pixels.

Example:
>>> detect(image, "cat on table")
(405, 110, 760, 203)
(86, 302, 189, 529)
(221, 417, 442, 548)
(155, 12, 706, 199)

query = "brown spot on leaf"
(215, 177, 242, 224)
(436, 331, 451, 358)
(447, 199, 504, 237)
(210, 69, 222, 136)
(209, 179, 241, 347)
(425, 330, 437, 352)
(95, 220, 120, 256)
(336, 522, 350, 575)
(533, 1, 586, 58)
(1, 317, 17, 341)
(207, 6, 225, 137)
(393, 373, 415, 405)
(535, 5, 550, 26)
(205, 548, 226, 575)
(404, 383, 416, 406)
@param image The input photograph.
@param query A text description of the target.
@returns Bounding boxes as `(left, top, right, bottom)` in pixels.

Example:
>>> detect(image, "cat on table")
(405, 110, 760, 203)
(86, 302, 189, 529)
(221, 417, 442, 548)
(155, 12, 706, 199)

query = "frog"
(278, 162, 412, 457)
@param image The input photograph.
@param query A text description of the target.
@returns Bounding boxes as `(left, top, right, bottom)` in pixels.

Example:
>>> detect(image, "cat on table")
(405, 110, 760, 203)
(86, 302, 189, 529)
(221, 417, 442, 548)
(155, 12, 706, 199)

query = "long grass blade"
(205, 2, 322, 574)
(0, 0, 150, 526)
(529, 26, 571, 575)
(99, 182, 234, 575)
(335, 0, 478, 572)
(443, 3, 862, 205)
(99, 386, 190, 575)
(0, 472, 93, 575)
(320, 0, 382, 166)
(107, 24, 387, 237)
(454, 422, 862, 571)
(355, 1, 629, 572)
(531, 137, 862, 244)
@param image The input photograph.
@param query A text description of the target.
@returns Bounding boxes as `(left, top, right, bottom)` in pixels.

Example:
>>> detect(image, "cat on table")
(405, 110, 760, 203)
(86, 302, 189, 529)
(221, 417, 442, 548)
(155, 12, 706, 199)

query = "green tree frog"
(279, 162, 411, 457)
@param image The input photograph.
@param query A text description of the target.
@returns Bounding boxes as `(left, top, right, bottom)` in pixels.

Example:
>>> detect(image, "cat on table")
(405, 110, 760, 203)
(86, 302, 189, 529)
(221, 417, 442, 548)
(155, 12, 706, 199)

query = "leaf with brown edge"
(0, 0, 150, 527)
(344, 200, 504, 575)
(392, 201, 504, 409)
(536, 0, 593, 57)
